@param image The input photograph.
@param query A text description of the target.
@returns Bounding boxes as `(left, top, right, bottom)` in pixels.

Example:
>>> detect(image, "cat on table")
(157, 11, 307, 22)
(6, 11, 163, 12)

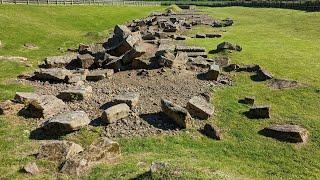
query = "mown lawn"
(0, 5, 320, 179)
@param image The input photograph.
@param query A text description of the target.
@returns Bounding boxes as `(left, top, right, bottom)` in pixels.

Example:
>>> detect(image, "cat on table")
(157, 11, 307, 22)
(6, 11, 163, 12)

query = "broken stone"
(0, 100, 24, 115)
(247, 105, 270, 119)
(41, 53, 77, 68)
(76, 54, 95, 69)
(260, 124, 308, 143)
(101, 103, 131, 124)
(183, 51, 208, 58)
(66, 69, 88, 84)
(121, 44, 146, 65)
(176, 45, 206, 52)
(109, 32, 141, 56)
(24, 95, 67, 118)
(43, 111, 91, 135)
(242, 96, 255, 105)
(186, 96, 214, 119)
(57, 86, 92, 101)
(195, 33, 206, 38)
(205, 64, 220, 81)
(206, 33, 221, 38)
(158, 50, 175, 67)
(14, 92, 40, 104)
(132, 58, 150, 69)
(216, 42, 242, 52)
(86, 69, 114, 81)
(213, 56, 230, 67)
(37, 140, 83, 163)
(201, 123, 222, 140)
(114, 24, 132, 38)
(161, 99, 192, 129)
(21, 162, 40, 175)
(60, 137, 120, 176)
(257, 69, 273, 81)
(34, 68, 71, 82)
(113, 92, 140, 108)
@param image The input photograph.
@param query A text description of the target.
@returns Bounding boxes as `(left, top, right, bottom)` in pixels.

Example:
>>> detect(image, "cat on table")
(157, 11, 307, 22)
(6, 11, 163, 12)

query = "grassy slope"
(0, 5, 319, 179)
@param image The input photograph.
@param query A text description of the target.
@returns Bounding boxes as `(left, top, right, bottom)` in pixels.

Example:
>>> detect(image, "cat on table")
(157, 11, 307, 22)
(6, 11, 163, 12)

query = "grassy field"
(0, 5, 320, 179)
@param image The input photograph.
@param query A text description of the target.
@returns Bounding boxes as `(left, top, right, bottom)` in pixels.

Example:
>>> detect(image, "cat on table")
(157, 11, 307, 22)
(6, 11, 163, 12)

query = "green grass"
(0, 5, 320, 179)
(0, 4, 163, 100)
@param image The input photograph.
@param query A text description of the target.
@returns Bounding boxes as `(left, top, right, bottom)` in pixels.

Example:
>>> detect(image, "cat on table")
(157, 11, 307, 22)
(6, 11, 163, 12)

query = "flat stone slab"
(42, 53, 77, 68)
(101, 103, 131, 124)
(161, 99, 192, 129)
(260, 124, 308, 143)
(14, 92, 40, 104)
(186, 96, 214, 119)
(34, 68, 72, 82)
(25, 95, 67, 118)
(113, 92, 140, 108)
(57, 86, 92, 102)
(43, 111, 91, 135)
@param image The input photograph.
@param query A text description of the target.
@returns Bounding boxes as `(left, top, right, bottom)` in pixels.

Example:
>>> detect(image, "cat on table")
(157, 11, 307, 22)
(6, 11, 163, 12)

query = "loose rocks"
(161, 99, 192, 129)
(101, 103, 131, 124)
(260, 124, 308, 143)
(42, 111, 91, 135)
(186, 96, 214, 119)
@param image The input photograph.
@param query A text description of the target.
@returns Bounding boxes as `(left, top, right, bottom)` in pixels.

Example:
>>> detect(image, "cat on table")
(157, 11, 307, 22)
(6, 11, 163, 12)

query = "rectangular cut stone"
(101, 103, 131, 124)
(187, 96, 214, 119)
(161, 99, 192, 129)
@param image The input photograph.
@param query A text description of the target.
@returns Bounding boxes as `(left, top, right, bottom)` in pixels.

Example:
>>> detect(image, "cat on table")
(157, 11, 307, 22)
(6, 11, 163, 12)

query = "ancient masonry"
(0, 7, 308, 176)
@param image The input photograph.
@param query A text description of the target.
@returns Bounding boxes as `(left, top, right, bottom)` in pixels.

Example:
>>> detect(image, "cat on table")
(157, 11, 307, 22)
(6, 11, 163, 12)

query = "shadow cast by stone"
(89, 117, 108, 127)
(29, 127, 64, 140)
(140, 112, 179, 131)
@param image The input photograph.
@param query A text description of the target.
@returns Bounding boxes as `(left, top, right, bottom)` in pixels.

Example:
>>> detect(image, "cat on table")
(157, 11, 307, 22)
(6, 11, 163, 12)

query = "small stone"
(37, 140, 83, 163)
(257, 69, 273, 81)
(57, 86, 92, 101)
(260, 124, 308, 143)
(77, 54, 95, 69)
(22, 162, 40, 175)
(186, 96, 214, 119)
(206, 33, 221, 38)
(216, 42, 242, 52)
(195, 33, 206, 38)
(201, 123, 222, 140)
(86, 69, 114, 81)
(43, 111, 91, 135)
(205, 64, 220, 81)
(247, 105, 270, 119)
(113, 92, 140, 108)
(161, 99, 192, 129)
(243, 96, 255, 105)
(101, 103, 131, 124)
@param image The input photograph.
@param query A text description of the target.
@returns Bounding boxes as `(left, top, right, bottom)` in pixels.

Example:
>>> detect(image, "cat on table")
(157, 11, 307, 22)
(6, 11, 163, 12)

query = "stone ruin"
(0, 7, 308, 176)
